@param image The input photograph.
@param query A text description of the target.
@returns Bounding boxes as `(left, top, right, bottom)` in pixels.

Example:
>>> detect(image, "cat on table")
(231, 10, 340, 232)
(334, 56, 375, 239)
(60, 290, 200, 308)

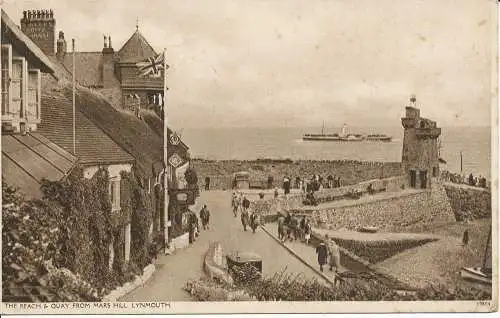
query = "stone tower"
(21, 9, 56, 56)
(401, 96, 441, 189)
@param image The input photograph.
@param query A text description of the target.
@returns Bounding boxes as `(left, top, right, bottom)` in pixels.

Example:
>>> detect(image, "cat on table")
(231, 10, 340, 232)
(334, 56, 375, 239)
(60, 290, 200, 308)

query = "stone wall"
(444, 183, 491, 221)
(192, 159, 403, 190)
(312, 176, 407, 203)
(306, 183, 455, 232)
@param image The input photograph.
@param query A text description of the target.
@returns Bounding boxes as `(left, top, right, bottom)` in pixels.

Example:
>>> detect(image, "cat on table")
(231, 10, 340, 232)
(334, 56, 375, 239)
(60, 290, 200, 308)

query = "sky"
(3, 0, 496, 129)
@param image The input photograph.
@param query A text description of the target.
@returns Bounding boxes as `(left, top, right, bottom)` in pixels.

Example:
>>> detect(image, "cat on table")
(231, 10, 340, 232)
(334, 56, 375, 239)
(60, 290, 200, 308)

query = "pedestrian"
(241, 208, 249, 232)
(283, 176, 291, 195)
(242, 195, 250, 213)
(325, 235, 341, 272)
(200, 205, 210, 230)
(299, 216, 306, 241)
(205, 176, 211, 190)
(241, 196, 250, 231)
(304, 219, 312, 245)
(188, 212, 197, 243)
(274, 188, 279, 198)
(231, 192, 239, 217)
(278, 215, 286, 241)
(289, 214, 298, 240)
(250, 212, 260, 233)
(316, 240, 328, 272)
(462, 229, 469, 246)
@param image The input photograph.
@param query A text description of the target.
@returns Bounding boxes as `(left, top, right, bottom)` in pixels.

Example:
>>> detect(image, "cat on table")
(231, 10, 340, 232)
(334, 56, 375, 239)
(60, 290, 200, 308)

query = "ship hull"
(302, 136, 391, 142)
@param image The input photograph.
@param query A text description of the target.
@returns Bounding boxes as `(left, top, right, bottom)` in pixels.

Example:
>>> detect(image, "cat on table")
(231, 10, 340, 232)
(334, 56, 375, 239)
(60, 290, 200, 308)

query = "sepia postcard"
(0, 0, 498, 315)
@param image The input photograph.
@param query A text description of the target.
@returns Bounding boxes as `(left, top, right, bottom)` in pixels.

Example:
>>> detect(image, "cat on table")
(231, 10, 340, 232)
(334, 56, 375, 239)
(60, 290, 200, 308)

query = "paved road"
(120, 190, 325, 301)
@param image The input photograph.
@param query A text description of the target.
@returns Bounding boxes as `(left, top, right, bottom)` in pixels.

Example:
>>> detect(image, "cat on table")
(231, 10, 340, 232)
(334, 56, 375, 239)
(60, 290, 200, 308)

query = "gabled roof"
(37, 93, 135, 166)
(61, 52, 104, 87)
(57, 85, 165, 178)
(118, 29, 157, 63)
(1, 9, 55, 75)
(2, 132, 77, 199)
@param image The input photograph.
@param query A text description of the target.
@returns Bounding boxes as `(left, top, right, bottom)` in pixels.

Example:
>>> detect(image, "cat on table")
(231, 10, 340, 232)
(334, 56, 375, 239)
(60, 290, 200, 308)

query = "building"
(18, 8, 199, 249)
(1, 9, 77, 199)
(38, 92, 137, 268)
(401, 96, 442, 189)
(20, 9, 164, 114)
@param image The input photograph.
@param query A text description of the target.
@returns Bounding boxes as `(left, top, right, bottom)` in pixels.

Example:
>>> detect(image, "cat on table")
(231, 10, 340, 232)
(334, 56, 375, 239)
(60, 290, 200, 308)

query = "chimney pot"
(104, 35, 108, 48)
(108, 35, 112, 48)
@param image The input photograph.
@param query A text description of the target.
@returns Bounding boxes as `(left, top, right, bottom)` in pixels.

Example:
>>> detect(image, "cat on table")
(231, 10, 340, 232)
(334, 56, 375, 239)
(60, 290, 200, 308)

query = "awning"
(2, 133, 77, 198)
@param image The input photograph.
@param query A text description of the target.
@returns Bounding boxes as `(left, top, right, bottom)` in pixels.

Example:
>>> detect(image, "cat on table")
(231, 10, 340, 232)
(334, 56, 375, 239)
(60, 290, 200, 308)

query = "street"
(120, 190, 325, 301)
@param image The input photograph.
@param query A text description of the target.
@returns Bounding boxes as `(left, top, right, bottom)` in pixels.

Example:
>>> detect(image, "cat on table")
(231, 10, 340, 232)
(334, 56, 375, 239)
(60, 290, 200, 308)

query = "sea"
(178, 126, 492, 179)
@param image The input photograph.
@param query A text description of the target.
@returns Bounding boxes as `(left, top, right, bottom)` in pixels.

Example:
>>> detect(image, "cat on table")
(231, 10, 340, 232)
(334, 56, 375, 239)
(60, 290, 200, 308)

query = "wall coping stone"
(105, 264, 155, 302)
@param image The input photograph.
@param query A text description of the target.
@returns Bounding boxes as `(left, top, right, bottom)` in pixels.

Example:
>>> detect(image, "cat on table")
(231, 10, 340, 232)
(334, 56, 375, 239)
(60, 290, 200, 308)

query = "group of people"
(231, 192, 261, 233)
(187, 204, 211, 244)
(277, 212, 312, 244)
(279, 174, 343, 194)
(316, 234, 341, 273)
(440, 170, 488, 188)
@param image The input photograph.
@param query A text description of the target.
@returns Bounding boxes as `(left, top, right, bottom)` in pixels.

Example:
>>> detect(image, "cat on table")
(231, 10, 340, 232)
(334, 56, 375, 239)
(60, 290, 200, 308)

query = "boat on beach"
(302, 123, 392, 142)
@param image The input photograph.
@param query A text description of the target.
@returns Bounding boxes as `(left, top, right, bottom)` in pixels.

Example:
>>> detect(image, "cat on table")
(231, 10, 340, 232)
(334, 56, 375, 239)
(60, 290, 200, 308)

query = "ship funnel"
(340, 124, 348, 137)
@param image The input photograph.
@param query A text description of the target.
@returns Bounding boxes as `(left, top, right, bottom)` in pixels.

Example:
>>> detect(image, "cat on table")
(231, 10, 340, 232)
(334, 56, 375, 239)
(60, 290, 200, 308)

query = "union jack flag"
(136, 53, 169, 77)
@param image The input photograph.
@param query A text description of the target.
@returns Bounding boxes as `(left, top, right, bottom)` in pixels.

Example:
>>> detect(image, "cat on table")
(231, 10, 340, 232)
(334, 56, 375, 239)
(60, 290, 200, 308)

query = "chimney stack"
(21, 9, 56, 56)
(102, 34, 115, 88)
(56, 31, 67, 61)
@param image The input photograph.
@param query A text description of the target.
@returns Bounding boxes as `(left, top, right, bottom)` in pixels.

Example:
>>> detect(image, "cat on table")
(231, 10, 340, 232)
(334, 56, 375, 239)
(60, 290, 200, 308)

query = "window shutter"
(11, 57, 26, 118)
(1, 45, 12, 117)
(27, 69, 41, 122)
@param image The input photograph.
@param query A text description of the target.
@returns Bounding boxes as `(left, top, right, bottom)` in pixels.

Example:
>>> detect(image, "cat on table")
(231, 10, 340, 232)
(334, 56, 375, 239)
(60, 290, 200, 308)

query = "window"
(27, 69, 41, 122)
(1, 45, 12, 117)
(11, 57, 27, 119)
(109, 178, 121, 211)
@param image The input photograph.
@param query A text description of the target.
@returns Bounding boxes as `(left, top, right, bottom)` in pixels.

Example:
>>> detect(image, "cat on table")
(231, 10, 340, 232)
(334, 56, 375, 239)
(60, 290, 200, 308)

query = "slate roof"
(37, 94, 134, 166)
(118, 30, 157, 63)
(61, 52, 104, 87)
(56, 85, 164, 178)
(2, 132, 77, 199)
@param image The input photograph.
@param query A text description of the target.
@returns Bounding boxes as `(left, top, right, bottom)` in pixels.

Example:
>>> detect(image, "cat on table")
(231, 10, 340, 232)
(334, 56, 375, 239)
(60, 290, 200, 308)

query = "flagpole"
(163, 48, 169, 251)
(72, 39, 76, 155)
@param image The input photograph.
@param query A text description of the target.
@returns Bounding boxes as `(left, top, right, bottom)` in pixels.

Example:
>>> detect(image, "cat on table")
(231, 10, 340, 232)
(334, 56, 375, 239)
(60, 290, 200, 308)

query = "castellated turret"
(21, 9, 56, 55)
(401, 96, 441, 189)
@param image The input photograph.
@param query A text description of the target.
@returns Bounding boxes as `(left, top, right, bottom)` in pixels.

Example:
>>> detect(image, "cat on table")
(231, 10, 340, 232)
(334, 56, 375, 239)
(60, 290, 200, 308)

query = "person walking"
(299, 216, 306, 241)
(316, 240, 328, 272)
(241, 196, 250, 231)
(188, 211, 197, 244)
(250, 211, 260, 234)
(200, 205, 210, 230)
(231, 192, 239, 217)
(325, 235, 341, 272)
(205, 176, 211, 190)
(304, 219, 312, 245)
(283, 176, 291, 195)
(278, 215, 286, 241)
(289, 214, 298, 240)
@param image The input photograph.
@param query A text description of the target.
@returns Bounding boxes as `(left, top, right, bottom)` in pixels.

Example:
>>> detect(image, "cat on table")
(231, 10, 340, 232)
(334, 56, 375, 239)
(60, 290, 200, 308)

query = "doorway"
(410, 170, 417, 188)
(420, 170, 427, 189)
